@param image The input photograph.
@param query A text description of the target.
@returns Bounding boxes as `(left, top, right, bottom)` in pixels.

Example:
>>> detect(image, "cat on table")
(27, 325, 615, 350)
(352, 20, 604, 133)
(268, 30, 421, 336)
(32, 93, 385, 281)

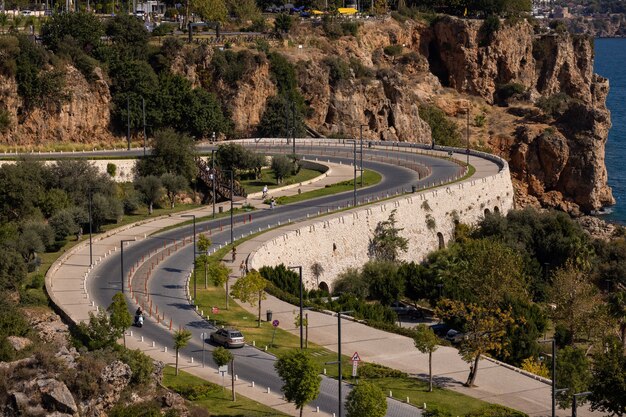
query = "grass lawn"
(162, 366, 289, 417)
(191, 254, 512, 416)
(275, 169, 382, 206)
(240, 168, 322, 194)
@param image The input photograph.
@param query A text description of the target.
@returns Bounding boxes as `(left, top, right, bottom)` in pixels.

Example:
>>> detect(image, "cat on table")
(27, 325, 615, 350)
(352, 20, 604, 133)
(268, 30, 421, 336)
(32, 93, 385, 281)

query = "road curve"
(52, 140, 505, 416)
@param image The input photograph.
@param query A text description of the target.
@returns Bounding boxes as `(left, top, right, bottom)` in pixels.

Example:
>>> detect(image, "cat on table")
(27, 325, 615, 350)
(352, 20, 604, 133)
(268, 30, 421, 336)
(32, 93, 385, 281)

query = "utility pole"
(359, 124, 366, 186)
(288, 266, 304, 349)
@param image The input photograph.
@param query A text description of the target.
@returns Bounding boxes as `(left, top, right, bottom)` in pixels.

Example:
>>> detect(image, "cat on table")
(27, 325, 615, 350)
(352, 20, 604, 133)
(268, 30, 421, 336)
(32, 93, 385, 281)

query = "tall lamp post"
(211, 149, 216, 218)
(359, 124, 366, 186)
(120, 239, 134, 293)
(539, 339, 557, 417)
(326, 310, 353, 417)
(288, 266, 304, 349)
(88, 191, 93, 267)
(181, 214, 197, 302)
(347, 140, 357, 206)
(466, 108, 470, 166)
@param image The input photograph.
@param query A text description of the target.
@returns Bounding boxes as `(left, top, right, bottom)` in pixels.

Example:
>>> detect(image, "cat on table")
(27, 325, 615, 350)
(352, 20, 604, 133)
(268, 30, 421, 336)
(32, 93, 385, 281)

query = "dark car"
(445, 329, 465, 344)
(390, 301, 423, 319)
(210, 328, 245, 348)
(430, 323, 450, 337)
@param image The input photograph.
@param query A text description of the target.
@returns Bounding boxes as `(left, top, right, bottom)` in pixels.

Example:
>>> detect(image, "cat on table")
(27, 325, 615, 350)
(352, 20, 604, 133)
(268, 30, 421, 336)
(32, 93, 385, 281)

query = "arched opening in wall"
(494, 206, 500, 214)
(318, 282, 330, 295)
(437, 232, 445, 249)
(484, 208, 491, 216)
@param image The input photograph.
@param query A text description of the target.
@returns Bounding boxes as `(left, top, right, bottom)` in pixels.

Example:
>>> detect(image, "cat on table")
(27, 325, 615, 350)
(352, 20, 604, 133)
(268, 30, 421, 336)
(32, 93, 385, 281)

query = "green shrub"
(106, 163, 117, 177)
(474, 113, 486, 127)
(108, 401, 162, 417)
(322, 15, 343, 39)
(116, 347, 154, 385)
(383, 44, 403, 59)
(274, 13, 292, 33)
(496, 82, 526, 104)
(358, 362, 407, 378)
(349, 58, 374, 79)
(466, 404, 528, 417)
(549, 19, 568, 34)
(536, 93, 577, 119)
(390, 11, 408, 23)
(426, 214, 436, 230)
(174, 383, 215, 401)
(340, 21, 359, 37)
(152, 23, 175, 37)
(0, 108, 11, 134)
(323, 56, 350, 86)
(480, 15, 501, 46)
(20, 288, 48, 306)
(419, 105, 463, 147)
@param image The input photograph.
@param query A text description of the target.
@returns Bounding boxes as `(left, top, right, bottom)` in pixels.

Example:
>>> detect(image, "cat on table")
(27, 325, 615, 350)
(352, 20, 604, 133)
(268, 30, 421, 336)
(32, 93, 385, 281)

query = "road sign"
(212, 306, 219, 314)
(351, 352, 361, 362)
(272, 319, 280, 327)
(352, 361, 358, 377)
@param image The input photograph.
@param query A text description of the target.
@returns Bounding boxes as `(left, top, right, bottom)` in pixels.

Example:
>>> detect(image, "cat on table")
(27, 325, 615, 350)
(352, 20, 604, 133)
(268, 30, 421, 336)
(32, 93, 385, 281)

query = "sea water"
(595, 38, 626, 223)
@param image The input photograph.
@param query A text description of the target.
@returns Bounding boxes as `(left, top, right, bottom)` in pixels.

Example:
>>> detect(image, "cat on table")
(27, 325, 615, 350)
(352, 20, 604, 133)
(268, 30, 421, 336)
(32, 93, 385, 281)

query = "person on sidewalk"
(231, 247, 236, 262)
(270, 197, 275, 209)
(262, 185, 268, 199)
(239, 260, 246, 277)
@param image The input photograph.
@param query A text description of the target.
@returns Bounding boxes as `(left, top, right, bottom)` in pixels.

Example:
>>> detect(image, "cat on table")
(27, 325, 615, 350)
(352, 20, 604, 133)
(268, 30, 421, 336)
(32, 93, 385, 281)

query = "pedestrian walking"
(270, 197, 276, 209)
(239, 261, 246, 277)
(262, 185, 268, 199)
(231, 247, 236, 262)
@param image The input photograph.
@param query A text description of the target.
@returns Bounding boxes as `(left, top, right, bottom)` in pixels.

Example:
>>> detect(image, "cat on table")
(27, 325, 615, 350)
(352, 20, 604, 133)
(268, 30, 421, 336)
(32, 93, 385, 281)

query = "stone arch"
(484, 208, 491, 216)
(437, 232, 445, 249)
(318, 282, 330, 294)
(494, 206, 500, 214)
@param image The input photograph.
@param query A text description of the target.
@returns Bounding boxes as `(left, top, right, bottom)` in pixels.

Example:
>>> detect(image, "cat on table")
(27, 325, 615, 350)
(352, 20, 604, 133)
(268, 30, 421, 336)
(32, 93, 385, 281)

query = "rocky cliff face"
(424, 16, 613, 213)
(0, 65, 114, 146)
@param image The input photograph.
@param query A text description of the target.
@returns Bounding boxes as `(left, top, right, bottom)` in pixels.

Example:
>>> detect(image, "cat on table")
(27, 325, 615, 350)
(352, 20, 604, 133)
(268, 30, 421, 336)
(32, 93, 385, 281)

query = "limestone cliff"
(423, 16, 613, 213)
(0, 65, 114, 146)
(0, 16, 614, 214)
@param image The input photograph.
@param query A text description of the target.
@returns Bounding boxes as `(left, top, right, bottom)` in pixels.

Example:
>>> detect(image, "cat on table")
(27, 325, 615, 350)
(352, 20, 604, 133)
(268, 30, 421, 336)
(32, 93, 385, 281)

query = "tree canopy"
(274, 350, 321, 417)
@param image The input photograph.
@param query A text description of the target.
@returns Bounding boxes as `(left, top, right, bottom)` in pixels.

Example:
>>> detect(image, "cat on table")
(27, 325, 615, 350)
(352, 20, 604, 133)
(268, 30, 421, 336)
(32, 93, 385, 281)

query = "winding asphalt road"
(82, 143, 473, 416)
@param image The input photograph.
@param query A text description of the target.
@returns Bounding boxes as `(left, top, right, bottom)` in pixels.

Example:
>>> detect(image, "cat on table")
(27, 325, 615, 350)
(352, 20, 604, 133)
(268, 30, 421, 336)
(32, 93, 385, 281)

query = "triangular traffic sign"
(351, 352, 361, 362)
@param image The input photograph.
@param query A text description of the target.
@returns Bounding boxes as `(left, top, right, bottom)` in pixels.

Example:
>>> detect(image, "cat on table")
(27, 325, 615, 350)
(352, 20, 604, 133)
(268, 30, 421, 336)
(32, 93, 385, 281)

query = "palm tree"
(173, 328, 192, 375)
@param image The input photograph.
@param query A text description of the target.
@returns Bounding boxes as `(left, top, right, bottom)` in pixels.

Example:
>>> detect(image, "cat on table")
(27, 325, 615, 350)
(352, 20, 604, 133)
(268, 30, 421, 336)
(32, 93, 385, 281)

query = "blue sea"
(594, 39, 626, 223)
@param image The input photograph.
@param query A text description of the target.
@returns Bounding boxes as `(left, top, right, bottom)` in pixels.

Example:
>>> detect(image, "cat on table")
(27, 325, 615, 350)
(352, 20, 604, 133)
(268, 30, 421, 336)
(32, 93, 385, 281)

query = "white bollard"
(152, 341, 155, 348)
(130, 331, 133, 337)
(424, 403, 427, 409)
(164, 347, 167, 353)
(389, 391, 392, 398)
(267, 387, 270, 394)
(406, 397, 410, 404)
(251, 381, 255, 388)
(316, 406, 320, 412)
(235, 375, 238, 381)
(323, 368, 326, 375)
(252, 341, 255, 347)
(140, 336, 144, 342)
(191, 357, 194, 364)
(264, 346, 267, 351)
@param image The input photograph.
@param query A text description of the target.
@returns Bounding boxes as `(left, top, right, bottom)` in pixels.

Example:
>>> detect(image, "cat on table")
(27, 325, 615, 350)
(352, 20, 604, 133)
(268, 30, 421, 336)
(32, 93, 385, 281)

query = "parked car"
(445, 329, 465, 344)
(430, 323, 450, 337)
(210, 328, 245, 348)
(390, 301, 423, 318)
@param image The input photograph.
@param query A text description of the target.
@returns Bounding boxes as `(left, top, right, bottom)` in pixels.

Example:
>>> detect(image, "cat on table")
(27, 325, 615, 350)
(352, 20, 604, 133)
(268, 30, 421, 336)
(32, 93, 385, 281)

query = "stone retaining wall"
(249, 166, 514, 291)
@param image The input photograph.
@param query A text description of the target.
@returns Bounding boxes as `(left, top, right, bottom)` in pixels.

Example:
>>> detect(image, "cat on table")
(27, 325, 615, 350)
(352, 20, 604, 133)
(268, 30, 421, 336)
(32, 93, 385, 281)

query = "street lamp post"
(326, 310, 353, 417)
(181, 214, 197, 302)
(539, 339, 557, 417)
(120, 239, 134, 293)
(211, 149, 216, 218)
(88, 191, 93, 267)
(142, 96, 147, 156)
(347, 140, 357, 206)
(359, 124, 366, 187)
(288, 266, 304, 349)
(572, 391, 592, 417)
(466, 108, 470, 166)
